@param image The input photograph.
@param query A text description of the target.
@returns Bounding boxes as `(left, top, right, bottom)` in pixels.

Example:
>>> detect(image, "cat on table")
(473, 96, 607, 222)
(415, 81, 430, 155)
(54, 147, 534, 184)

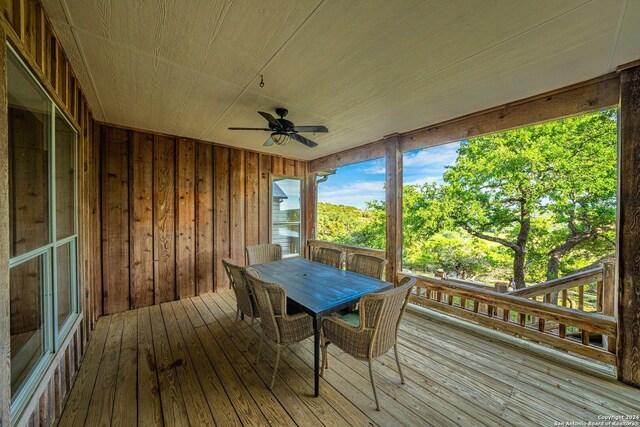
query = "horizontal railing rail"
(400, 271, 617, 365)
(307, 239, 386, 259)
(509, 267, 603, 299)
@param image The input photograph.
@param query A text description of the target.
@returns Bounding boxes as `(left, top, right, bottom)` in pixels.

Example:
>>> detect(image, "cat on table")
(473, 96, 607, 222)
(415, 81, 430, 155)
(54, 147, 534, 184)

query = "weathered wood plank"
(148, 305, 189, 425)
(136, 307, 163, 426)
(102, 126, 130, 314)
(245, 152, 260, 255)
(176, 138, 196, 298)
(213, 146, 230, 289)
(84, 313, 124, 426)
(153, 135, 176, 303)
(229, 149, 245, 268)
(258, 154, 272, 244)
(195, 143, 214, 294)
(130, 131, 154, 309)
(111, 310, 137, 427)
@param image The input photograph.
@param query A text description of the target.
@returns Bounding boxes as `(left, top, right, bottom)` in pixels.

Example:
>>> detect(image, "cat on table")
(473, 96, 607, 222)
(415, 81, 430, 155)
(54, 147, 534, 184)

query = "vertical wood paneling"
(195, 143, 214, 294)
(0, 29, 10, 426)
(214, 146, 230, 289)
(130, 132, 154, 309)
(229, 149, 245, 271)
(100, 126, 308, 302)
(176, 139, 196, 298)
(153, 135, 176, 303)
(102, 127, 130, 314)
(258, 154, 272, 244)
(244, 152, 259, 255)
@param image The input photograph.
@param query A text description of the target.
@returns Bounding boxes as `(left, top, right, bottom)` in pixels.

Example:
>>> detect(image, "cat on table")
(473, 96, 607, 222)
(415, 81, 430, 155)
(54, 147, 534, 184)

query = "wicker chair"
(346, 253, 388, 280)
(246, 244, 283, 265)
(312, 247, 345, 269)
(245, 268, 314, 389)
(320, 277, 416, 410)
(222, 258, 260, 351)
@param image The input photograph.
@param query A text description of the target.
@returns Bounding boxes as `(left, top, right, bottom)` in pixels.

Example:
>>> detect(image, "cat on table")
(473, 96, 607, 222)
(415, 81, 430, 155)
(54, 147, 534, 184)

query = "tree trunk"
(513, 247, 526, 289)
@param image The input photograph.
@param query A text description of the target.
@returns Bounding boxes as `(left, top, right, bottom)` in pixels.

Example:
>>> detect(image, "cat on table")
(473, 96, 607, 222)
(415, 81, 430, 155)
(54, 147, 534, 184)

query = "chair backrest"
(312, 247, 345, 269)
(246, 244, 282, 265)
(361, 277, 416, 359)
(222, 258, 258, 318)
(245, 268, 286, 342)
(346, 253, 388, 280)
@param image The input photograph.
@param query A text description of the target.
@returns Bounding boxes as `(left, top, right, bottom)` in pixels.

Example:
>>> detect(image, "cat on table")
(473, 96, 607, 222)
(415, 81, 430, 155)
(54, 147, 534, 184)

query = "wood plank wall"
(0, 0, 101, 425)
(100, 124, 308, 315)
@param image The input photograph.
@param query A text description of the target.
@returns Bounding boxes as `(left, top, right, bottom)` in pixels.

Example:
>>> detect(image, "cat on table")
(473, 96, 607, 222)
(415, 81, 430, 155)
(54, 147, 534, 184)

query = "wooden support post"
(304, 164, 317, 259)
(0, 28, 10, 425)
(385, 134, 402, 284)
(617, 64, 640, 387)
(602, 261, 616, 353)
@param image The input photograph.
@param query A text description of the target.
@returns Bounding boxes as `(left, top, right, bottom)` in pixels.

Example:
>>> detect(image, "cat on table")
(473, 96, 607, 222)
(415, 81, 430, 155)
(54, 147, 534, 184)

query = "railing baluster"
(582, 329, 590, 346)
(578, 285, 584, 311)
(559, 324, 566, 338)
(562, 289, 568, 307)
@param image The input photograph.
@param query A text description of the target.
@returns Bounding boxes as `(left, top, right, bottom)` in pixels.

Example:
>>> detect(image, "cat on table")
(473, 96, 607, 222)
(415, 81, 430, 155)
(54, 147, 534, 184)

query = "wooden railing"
(307, 239, 386, 259)
(307, 240, 618, 366)
(400, 272, 617, 365)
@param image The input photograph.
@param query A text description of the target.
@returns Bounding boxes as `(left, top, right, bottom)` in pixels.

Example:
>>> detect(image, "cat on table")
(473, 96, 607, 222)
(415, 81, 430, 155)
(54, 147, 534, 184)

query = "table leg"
(314, 316, 321, 397)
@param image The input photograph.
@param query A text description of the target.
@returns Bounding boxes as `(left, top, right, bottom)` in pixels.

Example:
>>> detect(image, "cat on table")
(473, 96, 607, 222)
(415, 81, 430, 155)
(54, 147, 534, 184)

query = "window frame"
(270, 175, 303, 258)
(7, 43, 80, 419)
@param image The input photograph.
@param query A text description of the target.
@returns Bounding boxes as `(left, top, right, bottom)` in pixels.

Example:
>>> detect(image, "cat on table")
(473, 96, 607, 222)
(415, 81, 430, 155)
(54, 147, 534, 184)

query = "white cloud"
(319, 180, 385, 209)
(403, 143, 459, 168)
(404, 176, 443, 186)
(359, 158, 385, 175)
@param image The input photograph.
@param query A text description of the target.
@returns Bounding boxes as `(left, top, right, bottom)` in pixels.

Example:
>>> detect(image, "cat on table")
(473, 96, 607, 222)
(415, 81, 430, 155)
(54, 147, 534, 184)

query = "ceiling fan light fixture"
(271, 132, 290, 145)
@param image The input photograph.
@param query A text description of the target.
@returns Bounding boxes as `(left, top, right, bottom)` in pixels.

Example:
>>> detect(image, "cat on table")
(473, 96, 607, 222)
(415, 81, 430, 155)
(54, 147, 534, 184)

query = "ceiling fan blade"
(264, 136, 275, 147)
(258, 111, 281, 128)
(293, 125, 328, 133)
(290, 133, 318, 148)
(228, 127, 271, 131)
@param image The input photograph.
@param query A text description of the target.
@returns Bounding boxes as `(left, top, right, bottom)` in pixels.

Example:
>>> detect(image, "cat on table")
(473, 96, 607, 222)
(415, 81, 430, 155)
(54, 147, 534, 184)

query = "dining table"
(250, 257, 393, 397)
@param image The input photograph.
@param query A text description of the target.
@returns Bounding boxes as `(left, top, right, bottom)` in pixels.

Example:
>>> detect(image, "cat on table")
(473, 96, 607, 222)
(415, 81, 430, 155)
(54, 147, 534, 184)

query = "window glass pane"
(56, 111, 76, 239)
(10, 256, 45, 398)
(272, 178, 301, 257)
(8, 51, 51, 257)
(57, 242, 74, 329)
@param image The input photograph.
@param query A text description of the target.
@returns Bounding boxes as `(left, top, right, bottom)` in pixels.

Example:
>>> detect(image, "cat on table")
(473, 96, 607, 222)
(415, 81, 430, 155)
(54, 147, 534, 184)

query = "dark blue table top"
(250, 257, 393, 318)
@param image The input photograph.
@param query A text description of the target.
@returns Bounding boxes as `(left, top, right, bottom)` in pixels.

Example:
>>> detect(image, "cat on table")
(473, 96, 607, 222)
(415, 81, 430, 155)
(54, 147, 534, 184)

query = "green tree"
(443, 110, 617, 288)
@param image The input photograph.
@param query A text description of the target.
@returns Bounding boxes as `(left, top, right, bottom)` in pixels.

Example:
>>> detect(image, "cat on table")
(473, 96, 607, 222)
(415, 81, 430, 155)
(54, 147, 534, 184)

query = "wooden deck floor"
(58, 290, 640, 426)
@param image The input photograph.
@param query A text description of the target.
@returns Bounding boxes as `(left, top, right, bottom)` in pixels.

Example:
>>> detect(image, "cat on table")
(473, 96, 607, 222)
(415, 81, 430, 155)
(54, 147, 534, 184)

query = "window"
(272, 177, 302, 257)
(8, 46, 79, 410)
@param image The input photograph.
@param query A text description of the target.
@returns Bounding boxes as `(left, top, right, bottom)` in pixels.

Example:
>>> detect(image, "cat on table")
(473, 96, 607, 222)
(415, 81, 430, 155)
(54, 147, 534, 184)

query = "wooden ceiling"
(42, 0, 640, 160)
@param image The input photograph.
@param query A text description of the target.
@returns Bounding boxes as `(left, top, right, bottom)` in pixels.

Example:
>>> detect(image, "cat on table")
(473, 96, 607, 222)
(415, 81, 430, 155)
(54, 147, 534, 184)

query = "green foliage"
(317, 110, 617, 286)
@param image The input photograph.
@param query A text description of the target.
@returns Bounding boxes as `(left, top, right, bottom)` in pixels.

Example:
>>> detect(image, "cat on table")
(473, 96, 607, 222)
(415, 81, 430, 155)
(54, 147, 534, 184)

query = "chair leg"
(269, 345, 282, 390)
(255, 332, 264, 365)
(320, 343, 328, 377)
(232, 309, 240, 336)
(394, 344, 405, 384)
(368, 360, 380, 411)
(244, 317, 255, 352)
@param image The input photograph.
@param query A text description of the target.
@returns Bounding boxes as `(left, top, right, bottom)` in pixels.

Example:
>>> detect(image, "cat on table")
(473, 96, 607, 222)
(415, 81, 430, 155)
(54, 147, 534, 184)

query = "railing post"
(385, 134, 402, 285)
(602, 261, 616, 353)
(618, 63, 640, 386)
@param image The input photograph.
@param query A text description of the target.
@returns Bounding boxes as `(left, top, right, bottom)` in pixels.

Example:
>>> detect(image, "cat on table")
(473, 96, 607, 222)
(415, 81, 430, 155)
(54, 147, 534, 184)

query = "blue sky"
(318, 141, 461, 209)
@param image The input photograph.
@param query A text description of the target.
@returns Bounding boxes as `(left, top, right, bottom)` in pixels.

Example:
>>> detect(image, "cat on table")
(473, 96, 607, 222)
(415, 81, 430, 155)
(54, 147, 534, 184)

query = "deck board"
(59, 291, 640, 426)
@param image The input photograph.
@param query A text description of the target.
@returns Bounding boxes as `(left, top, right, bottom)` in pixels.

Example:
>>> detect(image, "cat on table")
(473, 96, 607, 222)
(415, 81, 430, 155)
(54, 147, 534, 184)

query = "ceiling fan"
(228, 108, 328, 148)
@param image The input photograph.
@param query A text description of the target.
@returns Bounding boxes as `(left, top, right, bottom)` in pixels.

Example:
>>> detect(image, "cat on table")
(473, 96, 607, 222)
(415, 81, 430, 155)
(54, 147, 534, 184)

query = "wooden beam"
(385, 135, 402, 284)
(617, 64, 640, 387)
(308, 74, 620, 172)
(308, 139, 386, 173)
(400, 74, 619, 153)
(0, 27, 10, 426)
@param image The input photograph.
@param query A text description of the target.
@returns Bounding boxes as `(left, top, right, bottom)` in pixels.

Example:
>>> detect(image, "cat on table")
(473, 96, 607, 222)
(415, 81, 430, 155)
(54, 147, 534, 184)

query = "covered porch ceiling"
(42, 0, 640, 160)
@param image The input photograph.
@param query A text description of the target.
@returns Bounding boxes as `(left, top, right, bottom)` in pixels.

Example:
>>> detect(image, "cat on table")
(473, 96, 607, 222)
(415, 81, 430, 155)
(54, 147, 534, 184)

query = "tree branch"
(461, 224, 519, 250)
